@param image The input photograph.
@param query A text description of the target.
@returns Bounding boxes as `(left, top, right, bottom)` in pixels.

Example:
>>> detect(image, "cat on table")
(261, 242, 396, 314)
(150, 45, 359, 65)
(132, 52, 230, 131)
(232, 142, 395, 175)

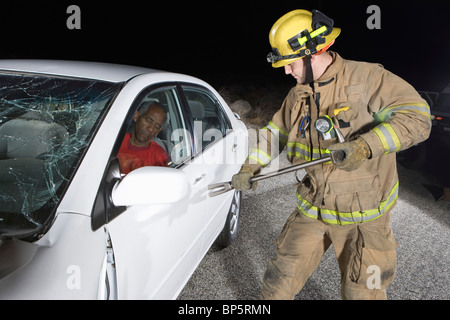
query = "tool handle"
(249, 150, 345, 183)
(249, 156, 327, 183)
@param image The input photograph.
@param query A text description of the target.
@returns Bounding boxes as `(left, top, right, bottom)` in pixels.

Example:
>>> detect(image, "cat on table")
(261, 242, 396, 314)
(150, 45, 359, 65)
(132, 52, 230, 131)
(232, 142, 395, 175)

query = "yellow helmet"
(267, 9, 341, 68)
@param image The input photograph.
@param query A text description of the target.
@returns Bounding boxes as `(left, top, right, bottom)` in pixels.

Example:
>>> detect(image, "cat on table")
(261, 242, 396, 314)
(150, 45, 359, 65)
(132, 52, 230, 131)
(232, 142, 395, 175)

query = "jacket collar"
(317, 51, 342, 85)
(294, 51, 342, 94)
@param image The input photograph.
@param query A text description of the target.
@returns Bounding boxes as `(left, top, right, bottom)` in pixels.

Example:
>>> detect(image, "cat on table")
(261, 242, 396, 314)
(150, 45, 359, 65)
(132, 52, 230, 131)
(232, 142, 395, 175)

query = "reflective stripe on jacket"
(245, 52, 431, 225)
(297, 181, 399, 225)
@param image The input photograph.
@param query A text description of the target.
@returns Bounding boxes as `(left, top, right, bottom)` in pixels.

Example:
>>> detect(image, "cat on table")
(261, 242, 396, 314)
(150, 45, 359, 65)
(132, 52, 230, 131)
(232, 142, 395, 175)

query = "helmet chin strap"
(298, 28, 315, 86)
(303, 54, 314, 85)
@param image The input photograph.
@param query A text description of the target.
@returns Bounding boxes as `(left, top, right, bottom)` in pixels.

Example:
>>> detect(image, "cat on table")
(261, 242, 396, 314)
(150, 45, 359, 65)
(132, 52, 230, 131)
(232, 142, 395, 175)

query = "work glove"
(328, 137, 371, 171)
(231, 167, 258, 191)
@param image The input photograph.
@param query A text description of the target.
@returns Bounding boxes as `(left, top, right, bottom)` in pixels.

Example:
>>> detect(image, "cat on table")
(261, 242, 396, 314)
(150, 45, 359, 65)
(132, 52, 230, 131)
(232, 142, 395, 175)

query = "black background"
(0, 0, 448, 92)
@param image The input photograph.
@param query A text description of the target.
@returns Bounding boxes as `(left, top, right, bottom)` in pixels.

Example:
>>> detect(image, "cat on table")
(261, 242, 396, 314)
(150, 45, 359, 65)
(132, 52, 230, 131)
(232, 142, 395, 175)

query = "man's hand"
(231, 167, 258, 191)
(328, 137, 371, 171)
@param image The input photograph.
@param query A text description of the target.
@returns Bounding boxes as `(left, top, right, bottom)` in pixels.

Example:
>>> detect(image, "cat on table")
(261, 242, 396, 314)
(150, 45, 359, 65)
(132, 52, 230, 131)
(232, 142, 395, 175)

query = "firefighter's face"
(284, 58, 306, 83)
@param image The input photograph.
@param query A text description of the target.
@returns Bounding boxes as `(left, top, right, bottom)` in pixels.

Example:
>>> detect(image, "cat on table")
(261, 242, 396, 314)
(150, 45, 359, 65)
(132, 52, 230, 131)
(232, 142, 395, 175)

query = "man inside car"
(118, 102, 170, 174)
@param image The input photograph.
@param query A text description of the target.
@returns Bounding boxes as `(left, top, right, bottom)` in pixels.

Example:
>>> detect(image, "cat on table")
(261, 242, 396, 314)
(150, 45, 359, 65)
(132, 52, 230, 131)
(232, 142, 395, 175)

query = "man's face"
(284, 58, 306, 83)
(131, 106, 166, 147)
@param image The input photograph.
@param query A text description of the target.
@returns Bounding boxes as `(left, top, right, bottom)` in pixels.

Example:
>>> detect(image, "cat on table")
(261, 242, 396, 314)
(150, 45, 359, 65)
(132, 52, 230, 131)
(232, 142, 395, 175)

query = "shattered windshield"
(0, 72, 122, 241)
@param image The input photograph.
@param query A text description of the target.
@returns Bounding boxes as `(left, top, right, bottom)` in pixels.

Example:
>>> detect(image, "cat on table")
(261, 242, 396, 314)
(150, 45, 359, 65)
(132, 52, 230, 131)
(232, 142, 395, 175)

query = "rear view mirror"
(111, 167, 189, 206)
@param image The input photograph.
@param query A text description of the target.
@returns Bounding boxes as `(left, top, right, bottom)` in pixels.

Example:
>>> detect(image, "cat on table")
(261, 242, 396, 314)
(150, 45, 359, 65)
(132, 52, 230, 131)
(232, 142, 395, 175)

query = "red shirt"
(118, 133, 170, 174)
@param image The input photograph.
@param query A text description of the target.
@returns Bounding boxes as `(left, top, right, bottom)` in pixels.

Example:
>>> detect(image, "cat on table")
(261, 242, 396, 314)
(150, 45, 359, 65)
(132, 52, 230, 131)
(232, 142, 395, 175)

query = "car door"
(179, 85, 244, 252)
(104, 84, 208, 299)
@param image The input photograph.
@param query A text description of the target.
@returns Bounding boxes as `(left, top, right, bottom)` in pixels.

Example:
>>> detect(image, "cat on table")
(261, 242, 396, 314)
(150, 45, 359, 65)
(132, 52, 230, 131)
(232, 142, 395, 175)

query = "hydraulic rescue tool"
(208, 122, 346, 197)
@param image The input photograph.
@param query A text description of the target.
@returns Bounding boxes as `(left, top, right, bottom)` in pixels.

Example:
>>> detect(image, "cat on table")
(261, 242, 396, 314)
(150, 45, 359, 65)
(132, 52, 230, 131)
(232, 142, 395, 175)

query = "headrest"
(188, 100, 204, 119)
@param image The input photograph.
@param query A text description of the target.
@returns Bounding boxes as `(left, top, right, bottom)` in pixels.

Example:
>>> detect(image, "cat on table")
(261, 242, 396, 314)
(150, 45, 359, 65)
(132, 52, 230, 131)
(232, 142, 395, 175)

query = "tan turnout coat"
(246, 52, 431, 225)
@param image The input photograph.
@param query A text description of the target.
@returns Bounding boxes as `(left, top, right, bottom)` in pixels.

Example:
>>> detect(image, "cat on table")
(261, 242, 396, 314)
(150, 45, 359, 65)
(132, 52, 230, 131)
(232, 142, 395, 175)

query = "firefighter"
(232, 9, 431, 299)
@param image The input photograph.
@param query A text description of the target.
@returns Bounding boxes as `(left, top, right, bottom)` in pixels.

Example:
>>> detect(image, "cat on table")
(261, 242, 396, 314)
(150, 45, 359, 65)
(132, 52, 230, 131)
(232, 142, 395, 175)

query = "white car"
(0, 60, 248, 299)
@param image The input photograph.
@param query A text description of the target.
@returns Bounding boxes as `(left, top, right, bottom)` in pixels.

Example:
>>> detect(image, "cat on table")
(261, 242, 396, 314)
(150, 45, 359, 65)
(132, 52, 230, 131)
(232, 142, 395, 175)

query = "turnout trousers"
(260, 207, 398, 300)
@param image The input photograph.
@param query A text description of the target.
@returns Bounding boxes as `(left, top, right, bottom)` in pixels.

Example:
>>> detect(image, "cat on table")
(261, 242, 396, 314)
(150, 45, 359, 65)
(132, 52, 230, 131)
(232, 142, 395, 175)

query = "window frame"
(178, 84, 232, 155)
(92, 81, 235, 230)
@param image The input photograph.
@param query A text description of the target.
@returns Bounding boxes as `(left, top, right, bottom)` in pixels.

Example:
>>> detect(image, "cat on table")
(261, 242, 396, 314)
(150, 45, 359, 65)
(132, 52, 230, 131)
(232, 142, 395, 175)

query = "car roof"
(0, 60, 159, 83)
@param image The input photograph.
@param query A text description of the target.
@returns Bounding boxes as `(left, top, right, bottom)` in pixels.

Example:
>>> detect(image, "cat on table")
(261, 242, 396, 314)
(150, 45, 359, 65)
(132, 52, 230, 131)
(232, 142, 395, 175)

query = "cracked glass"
(0, 72, 122, 241)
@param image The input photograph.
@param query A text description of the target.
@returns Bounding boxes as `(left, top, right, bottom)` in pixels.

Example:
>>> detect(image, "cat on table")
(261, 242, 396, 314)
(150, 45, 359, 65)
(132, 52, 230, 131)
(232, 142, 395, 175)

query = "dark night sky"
(0, 0, 448, 92)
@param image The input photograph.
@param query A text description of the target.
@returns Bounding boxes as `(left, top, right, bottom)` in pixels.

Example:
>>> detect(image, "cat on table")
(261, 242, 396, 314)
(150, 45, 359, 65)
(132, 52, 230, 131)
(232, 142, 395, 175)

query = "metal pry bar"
(208, 150, 344, 197)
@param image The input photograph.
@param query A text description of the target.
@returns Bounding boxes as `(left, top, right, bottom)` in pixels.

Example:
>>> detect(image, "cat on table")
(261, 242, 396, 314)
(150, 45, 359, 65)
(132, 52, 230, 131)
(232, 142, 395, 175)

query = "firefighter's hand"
(328, 137, 371, 171)
(231, 167, 258, 191)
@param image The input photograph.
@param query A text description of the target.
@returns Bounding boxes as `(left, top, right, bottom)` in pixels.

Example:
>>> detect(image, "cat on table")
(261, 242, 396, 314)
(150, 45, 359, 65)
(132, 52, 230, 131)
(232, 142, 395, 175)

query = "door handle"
(194, 174, 206, 184)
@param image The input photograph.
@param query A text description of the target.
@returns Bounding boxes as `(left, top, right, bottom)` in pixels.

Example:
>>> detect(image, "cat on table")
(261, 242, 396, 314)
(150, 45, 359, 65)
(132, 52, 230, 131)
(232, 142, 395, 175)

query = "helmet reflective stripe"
(288, 25, 328, 52)
(296, 182, 399, 225)
(267, 26, 330, 64)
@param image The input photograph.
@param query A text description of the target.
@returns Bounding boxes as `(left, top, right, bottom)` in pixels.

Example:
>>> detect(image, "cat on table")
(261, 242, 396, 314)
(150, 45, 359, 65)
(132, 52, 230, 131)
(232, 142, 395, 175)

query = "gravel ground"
(178, 151, 450, 300)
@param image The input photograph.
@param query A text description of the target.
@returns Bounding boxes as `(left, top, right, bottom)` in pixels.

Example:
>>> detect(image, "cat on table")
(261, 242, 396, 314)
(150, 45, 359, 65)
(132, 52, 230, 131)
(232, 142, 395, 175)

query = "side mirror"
(111, 167, 189, 206)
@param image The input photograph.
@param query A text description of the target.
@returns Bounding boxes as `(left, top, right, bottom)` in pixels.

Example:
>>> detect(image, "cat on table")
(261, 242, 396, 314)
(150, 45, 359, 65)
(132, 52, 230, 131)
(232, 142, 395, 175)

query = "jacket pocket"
(326, 174, 381, 213)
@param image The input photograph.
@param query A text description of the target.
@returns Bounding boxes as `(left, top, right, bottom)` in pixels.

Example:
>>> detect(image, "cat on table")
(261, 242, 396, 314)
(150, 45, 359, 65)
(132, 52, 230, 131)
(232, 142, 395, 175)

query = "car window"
(117, 86, 193, 171)
(181, 86, 231, 152)
(0, 72, 121, 240)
